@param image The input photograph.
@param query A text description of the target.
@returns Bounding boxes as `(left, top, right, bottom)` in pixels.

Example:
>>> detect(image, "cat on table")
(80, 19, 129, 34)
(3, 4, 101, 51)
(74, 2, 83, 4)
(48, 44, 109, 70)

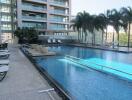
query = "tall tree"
(120, 7, 132, 47)
(109, 9, 122, 46)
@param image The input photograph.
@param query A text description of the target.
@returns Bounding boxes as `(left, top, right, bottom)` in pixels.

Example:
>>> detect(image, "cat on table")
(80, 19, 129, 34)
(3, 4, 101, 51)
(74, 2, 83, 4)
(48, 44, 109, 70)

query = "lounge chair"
(57, 40, 62, 43)
(0, 52, 10, 59)
(47, 39, 51, 43)
(0, 66, 9, 81)
(0, 50, 9, 52)
(52, 39, 56, 43)
(0, 60, 9, 65)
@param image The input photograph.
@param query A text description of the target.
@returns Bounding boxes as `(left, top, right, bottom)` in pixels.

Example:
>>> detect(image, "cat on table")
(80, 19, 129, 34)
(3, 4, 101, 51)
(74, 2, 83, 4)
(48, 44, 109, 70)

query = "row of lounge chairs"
(0, 49, 10, 81)
(47, 39, 62, 44)
(25, 44, 56, 57)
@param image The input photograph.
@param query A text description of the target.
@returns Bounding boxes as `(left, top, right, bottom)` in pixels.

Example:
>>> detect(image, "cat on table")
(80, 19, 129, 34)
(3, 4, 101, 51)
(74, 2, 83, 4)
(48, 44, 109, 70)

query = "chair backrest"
(52, 39, 56, 43)
(0, 66, 9, 72)
(48, 39, 51, 43)
(58, 40, 62, 43)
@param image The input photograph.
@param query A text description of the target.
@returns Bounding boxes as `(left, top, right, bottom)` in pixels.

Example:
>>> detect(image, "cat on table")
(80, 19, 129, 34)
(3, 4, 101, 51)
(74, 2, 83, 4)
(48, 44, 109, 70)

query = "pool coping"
(42, 43, 132, 53)
(65, 43, 132, 53)
(20, 47, 73, 100)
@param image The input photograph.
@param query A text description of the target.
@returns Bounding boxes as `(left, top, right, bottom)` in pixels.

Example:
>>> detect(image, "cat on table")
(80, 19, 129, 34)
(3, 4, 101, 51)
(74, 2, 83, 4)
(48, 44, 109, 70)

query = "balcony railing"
(22, 16, 47, 21)
(22, 25, 46, 29)
(50, 10, 67, 15)
(22, 5, 47, 12)
(49, 27, 67, 30)
(50, 1, 67, 6)
(30, 0, 47, 3)
(50, 18, 68, 23)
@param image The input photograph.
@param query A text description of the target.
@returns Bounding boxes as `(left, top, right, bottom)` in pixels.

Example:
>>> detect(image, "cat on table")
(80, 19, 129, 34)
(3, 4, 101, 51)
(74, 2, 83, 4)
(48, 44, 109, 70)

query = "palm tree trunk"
(82, 31, 83, 42)
(106, 27, 108, 42)
(92, 33, 95, 45)
(102, 31, 104, 45)
(128, 23, 131, 48)
(94, 33, 95, 45)
(117, 32, 119, 47)
(78, 32, 79, 41)
(113, 31, 115, 48)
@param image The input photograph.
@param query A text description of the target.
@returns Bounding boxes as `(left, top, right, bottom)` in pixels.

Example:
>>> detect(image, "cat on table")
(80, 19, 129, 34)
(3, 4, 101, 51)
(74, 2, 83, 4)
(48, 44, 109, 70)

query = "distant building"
(0, 0, 72, 43)
(0, 0, 15, 43)
(16, 0, 71, 35)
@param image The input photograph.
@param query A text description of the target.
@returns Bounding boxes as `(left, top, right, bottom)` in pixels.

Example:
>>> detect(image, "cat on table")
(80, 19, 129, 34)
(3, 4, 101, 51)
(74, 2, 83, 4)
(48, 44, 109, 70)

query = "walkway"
(0, 44, 61, 100)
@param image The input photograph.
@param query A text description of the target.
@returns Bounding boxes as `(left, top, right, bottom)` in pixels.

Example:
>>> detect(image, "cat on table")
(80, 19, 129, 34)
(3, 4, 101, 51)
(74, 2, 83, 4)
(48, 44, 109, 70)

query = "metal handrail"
(65, 55, 132, 76)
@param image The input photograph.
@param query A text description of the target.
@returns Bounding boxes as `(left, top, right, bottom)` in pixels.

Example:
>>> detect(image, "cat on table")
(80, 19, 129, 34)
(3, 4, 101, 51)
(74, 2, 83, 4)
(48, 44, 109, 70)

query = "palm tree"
(105, 10, 111, 42)
(81, 11, 92, 42)
(71, 12, 83, 42)
(94, 13, 107, 45)
(120, 7, 132, 47)
(109, 9, 122, 46)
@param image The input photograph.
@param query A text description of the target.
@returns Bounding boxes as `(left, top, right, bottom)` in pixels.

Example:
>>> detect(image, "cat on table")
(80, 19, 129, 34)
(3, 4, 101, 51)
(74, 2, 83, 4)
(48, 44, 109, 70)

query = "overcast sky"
(71, 0, 132, 15)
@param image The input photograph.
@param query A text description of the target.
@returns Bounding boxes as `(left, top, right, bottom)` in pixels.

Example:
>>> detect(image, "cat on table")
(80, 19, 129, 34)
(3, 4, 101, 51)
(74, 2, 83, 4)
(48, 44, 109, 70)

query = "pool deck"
(0, 44, 61, 100)
(67, 43, 132, 53)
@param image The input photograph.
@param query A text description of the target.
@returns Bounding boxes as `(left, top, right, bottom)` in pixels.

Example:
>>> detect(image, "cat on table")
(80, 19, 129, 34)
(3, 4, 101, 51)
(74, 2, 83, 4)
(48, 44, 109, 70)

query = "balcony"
(22, 5, 47, 13)
(50, 18, 69, 23)
(24, 0, 47, 4)
(50, 1, 68, 7)
(22, 16, 47, 22)
(50, 10, 68, 15)
(49, 27, 67, 30)
(22, 22, 47, 29)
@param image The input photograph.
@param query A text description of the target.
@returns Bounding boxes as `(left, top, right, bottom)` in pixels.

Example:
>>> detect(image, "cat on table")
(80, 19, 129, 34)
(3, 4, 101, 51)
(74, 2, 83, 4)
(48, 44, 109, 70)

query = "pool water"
(35, 46, 132, 100)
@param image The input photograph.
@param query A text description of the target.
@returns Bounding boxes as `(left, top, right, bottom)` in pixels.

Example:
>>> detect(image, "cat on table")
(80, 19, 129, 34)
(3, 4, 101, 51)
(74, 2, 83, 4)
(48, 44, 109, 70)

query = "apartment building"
(16, 0, 71, 35)
(0, 0, 15, 43)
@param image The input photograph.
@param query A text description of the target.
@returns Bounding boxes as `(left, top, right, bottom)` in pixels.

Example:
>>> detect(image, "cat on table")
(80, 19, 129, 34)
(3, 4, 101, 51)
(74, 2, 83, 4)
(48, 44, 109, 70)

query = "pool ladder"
(38, 88, 55, 100)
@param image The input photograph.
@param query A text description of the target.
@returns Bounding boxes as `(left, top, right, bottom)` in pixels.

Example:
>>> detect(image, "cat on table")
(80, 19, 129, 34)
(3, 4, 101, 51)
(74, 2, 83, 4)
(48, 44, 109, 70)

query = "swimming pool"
(35, 45, 132, 100)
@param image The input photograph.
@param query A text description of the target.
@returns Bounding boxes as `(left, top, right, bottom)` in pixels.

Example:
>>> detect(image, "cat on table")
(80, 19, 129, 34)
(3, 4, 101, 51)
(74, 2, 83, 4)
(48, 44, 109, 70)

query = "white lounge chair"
(0, 66, 9, 81)
(0, 60, 9, 65)
(57, 40, 62, 43)
(48, 39, 51, 43)
(0, 50, 9, 52)
(52, 39, 56, 43)
(0, 52, 10, 59)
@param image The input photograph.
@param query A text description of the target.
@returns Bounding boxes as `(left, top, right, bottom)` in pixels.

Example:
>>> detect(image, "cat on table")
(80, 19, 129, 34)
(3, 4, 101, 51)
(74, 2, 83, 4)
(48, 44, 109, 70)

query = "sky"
(71, 0, 132, 15)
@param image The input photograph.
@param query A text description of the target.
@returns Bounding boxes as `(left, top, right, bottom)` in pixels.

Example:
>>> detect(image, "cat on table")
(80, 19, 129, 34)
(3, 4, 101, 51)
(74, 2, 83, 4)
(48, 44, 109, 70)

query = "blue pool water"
(35, 46, 132, 100)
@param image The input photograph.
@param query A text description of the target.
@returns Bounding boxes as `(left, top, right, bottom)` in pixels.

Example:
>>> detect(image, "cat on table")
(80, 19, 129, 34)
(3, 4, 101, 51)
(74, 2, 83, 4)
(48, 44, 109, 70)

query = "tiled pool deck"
(0, 44, 61, 100)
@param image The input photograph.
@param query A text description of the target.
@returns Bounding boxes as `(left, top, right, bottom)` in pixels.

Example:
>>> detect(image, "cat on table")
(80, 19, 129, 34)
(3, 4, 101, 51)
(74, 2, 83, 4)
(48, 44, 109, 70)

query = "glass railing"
(49, 27, 67, 30)
(22, 25, 46, 29)
(31, 0, 47, 3)
(50, 10, 67, 15)
(50, 1, 67, 6)
(22, 16, 47, 21)
(50, 18, 68, 23)
(22, 5, 47, 12)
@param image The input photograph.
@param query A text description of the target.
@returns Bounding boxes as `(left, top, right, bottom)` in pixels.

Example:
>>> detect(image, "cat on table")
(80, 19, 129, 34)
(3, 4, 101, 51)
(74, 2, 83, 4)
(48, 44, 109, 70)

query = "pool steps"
(65, 55, 132, 80)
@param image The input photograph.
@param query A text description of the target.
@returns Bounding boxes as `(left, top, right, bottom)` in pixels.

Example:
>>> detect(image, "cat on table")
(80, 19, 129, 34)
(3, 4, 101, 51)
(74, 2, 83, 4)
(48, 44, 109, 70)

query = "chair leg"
(0, 72, 7, 81)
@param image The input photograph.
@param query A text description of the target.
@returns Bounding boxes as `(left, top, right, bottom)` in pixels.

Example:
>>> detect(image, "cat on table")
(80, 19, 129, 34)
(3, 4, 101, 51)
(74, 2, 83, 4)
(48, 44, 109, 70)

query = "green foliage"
(119, 33, 128, 46)
(14, 27, 39, 43)
(71, 6, 132, 46)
